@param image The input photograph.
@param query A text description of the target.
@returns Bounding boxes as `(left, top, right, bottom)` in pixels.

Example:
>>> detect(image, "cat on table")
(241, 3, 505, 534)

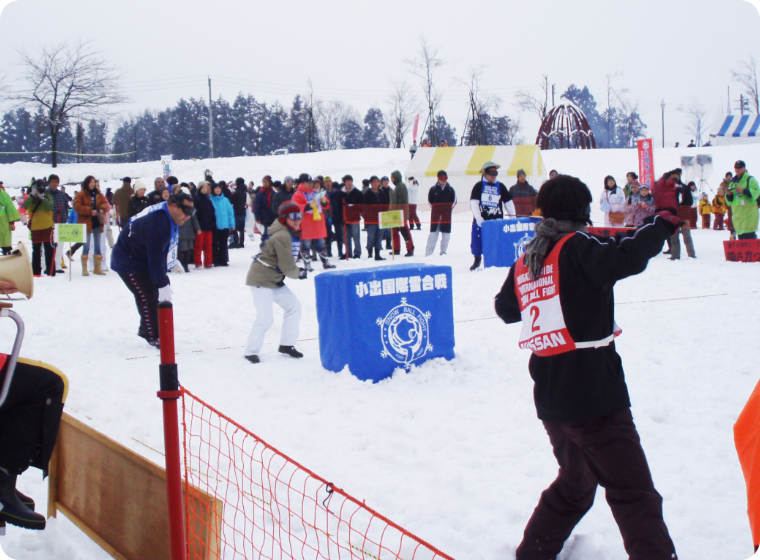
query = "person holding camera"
(244, 201, 306, 364)
(726, 160, 760, 240)
(23, 179, 56, 277)
(73, 176, 109, 276)
(112, 189, 196, 348)
(494, 174, 681, 560)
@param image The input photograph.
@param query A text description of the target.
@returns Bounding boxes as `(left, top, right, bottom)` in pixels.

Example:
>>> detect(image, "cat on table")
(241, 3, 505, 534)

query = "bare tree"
(9, 40, 127, 167)
(603, 73, 628, 148)
(385, 80, 419, 148)
(404, 36, 444, 145)
(514, 75, 550, 123)
(731, 56, 760, 114)
(316, 100, 358, 151)
(459, 67, 502, 145)
(679, 101, 709, 147)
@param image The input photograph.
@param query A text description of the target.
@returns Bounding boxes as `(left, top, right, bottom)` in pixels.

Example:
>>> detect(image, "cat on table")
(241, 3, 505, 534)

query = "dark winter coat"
(127, 194, 149, 218)
(428, 182, 457, 233)
(111, 207, 176, 289)
(230, 185, 248, 216)
(362, 188, 383, 224)
(272, 187, 294, 216)
(329, 188, 345, 224)
(253, 187, 277, 227)
(509, 181, 538, 199)
(193, 191, 217, 232)
(146, 188, 164, 206)
(179, 214, 200, 251)
(494, 217, 676, 423)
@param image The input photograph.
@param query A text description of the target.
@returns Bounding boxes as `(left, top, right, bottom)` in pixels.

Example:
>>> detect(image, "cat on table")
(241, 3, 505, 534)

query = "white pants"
(425, 231, 450, 256)
(244, 285, 301, 356)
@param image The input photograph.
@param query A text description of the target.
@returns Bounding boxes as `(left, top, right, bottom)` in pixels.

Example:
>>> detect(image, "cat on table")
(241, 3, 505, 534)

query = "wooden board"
(48, 413, 222, 560)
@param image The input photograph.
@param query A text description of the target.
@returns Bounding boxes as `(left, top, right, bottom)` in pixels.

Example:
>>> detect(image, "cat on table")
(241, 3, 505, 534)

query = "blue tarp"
(315, 264, 455, 382)
(482, 218, 540, 268)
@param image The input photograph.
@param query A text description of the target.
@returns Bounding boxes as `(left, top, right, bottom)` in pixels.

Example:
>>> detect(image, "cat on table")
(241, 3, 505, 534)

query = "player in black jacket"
(495, 174, 681, 560)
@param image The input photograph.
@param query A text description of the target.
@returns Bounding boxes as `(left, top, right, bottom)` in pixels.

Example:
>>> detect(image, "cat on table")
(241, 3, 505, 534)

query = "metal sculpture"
(536, 102, 596, 149)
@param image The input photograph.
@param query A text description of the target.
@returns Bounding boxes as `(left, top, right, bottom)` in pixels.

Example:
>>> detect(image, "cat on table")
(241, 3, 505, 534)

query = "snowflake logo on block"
(514, 233, 533, 260)
(377, 298, 431, 369)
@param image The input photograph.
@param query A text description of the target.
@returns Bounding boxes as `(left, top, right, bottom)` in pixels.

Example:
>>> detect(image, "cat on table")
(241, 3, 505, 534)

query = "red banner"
(412, 114, 420, 143)
(637, 138, 655, 190)
(723, 240, 760, 262)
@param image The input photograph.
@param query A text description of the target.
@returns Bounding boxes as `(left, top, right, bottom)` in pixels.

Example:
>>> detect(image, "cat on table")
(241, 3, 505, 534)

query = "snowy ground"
(0, 147, 759, 560)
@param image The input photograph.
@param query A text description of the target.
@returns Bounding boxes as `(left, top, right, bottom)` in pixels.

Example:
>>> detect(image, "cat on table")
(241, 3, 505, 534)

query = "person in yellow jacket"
(698, 193, 712, 229)
(22, 179, 56, 277)
(711, 187, 727, 230)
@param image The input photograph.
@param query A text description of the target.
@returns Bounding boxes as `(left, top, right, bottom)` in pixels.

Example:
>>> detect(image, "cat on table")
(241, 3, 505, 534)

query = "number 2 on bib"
(530, 306, 540, 332)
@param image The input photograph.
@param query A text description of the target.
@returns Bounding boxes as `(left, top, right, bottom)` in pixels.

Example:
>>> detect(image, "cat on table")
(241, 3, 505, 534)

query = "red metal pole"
(157, 302, 187, 560)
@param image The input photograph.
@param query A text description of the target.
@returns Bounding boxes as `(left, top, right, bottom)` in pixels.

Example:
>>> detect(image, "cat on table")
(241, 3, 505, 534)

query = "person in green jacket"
(390, 170, 415, 257)
(23, 179, 56, 276)
(244, 201, 307, 364)
(0, 187, 20, 255)
(726, 160, 760, 239)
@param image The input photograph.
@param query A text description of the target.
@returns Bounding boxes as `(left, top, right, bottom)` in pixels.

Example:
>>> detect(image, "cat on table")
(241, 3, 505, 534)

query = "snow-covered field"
(0, 147, 759, 560)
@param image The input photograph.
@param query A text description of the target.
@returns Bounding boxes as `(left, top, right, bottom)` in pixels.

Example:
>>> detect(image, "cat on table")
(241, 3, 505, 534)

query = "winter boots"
(60, 255, 67, 269)
(278, 345, 303, 359)
(470, 256, 482, 271)
(319, 251, 336, 269)
(81, 255, 89, 276)
(245, 355, 260, 364)
(94, 255, 107, 275)
(300, 252, 314, 272)
(0, 467, 46, 530)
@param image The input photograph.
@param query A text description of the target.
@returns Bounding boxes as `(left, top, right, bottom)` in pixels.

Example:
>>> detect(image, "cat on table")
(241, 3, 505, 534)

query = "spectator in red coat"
(291, 173, 336, 271)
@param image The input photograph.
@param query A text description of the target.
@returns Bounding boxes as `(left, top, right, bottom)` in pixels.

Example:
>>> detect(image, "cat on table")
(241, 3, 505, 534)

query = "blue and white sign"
(315, 264, 455, 382)
(481, 217, 541, 268)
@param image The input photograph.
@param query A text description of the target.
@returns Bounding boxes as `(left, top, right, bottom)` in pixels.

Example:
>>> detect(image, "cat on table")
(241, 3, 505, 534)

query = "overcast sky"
(1, 0, 759, 148)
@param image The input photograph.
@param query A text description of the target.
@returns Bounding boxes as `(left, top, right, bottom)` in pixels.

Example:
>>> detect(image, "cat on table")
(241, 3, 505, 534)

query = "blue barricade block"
(482, 218, 540, 268)
(315, 264, 455, 382)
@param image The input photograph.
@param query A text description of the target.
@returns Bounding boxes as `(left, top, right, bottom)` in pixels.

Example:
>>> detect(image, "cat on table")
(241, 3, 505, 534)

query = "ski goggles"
(484, 168, 499, 177)
(285, 211, 303, 221)
(180, 205, 197, 217)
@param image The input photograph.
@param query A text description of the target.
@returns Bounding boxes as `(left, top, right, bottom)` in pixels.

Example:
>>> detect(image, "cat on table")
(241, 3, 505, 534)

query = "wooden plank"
(56, 503, 129, 560)
(47, 438, 59, 519)
(56, 413, 171, 560)
(49, 413, 223, 560)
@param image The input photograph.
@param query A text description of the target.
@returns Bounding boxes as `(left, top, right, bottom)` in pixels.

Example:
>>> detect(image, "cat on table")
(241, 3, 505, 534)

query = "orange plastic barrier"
(181, 388, 456, 560)
(735, 378, 760, 549)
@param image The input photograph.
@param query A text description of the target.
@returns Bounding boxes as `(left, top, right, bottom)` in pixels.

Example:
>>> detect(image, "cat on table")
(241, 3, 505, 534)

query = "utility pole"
(660, 100, 665, 148)
(208, 76, 214, 159)
(552, 84, 556, 107)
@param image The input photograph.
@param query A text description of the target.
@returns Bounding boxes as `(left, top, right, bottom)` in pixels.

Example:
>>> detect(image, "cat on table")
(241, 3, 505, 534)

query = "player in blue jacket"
(111, 189, 195, 347)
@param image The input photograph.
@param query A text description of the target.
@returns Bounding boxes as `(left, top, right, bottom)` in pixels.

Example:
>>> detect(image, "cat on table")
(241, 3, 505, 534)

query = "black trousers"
(32, 241, 56, 276)
(516, 409, 676, 560)
(119, 272, 159, 342)
(329, 222, 345, 256)
(213, 228, 230, 266)
(0, 359, 65, 476)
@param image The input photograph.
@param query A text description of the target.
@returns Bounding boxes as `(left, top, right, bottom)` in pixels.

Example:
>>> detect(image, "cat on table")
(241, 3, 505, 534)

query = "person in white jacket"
(600, 175, 627, 226)
(469, 161, 516, 270)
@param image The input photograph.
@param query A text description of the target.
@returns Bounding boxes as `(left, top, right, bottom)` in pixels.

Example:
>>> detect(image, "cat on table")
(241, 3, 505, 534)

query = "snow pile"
(0, 146, 758, 560)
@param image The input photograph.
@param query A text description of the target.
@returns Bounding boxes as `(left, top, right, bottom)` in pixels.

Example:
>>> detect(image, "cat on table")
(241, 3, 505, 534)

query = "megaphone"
(0, 242, 34, 299)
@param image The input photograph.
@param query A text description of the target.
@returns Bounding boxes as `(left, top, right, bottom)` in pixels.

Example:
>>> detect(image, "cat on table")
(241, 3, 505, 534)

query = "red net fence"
(181, 387, 456, 560)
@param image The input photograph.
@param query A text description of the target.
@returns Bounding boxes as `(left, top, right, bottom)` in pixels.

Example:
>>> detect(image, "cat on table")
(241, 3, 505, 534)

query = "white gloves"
(158, 285, 173, 303)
